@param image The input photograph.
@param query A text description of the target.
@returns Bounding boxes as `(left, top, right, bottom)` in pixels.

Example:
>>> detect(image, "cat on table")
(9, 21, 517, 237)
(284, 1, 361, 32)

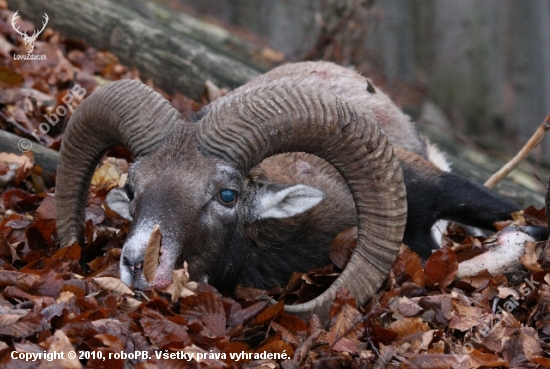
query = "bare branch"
(485, 114, 550, 188)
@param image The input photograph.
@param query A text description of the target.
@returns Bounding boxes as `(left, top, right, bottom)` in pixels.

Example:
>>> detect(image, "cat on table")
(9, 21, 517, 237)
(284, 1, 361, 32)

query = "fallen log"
(0, 130, 58, 178)
(6, 0, 260, 99)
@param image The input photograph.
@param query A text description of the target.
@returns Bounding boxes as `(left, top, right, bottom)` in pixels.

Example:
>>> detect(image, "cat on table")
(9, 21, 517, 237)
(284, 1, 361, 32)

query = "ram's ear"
(252, 184, 326, 220)
(105, 187, 133, 220)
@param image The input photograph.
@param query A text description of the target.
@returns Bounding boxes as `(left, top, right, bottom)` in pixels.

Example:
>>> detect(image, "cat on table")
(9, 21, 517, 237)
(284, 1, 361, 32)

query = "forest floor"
(1, 4, 550, 368)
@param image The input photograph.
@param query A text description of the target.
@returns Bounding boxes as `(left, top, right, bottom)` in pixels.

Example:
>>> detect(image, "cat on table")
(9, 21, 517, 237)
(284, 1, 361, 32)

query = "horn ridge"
(197, 84, 407, 320)
(56, 79, 183, 247)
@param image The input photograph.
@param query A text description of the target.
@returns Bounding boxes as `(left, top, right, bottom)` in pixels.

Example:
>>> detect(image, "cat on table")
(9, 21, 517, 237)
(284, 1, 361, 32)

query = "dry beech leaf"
(497, 286, 520, 300)
(328, 226, 357, 269)
(386, 317, 430, 338)
(392, 246, 426, 287)
(144, 224, 162, 283)
(251, 301, 284, 325)
(519, 241, 543, 272)
(0, 312, 43, 338)
(165, 262, 198, 302)
(0, 66, 24, 88)
(119, 296, 143, 313)
(469, 349, 510, 368)
(183, 291, 226, 337)
(330, 303, 363, 339)
(140, 309, 191, 348)
(329, 288, 357, 320)
(37, 330, 82, 369)
(52, 243, 81, 261)
(0, 270, 40, 290)
(270, 321, 300, 348)
(90, 160, 122, 191)
(93, 276, 133, 295)
(397, 329, 435, 352)
(256, 337, 295, 359)
(326, 331, 359, 353)
(424, 247, 458, 289)
(406, 353, 471, 369)
(0, 152, 33, 172)
(397, 297, 424, 317)
(36, 194, 56, 220)
(0, 234, 19, 261)
(55, 291, 75, 304)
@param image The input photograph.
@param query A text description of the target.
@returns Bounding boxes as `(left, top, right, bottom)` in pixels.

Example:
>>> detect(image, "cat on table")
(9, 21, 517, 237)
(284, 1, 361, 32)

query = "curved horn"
(197, 85, 407, 320)
(56, 80, 182, 247)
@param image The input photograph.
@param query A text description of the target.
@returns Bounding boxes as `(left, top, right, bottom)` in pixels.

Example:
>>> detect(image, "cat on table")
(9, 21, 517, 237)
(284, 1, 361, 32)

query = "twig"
(484, 114, 550, 188)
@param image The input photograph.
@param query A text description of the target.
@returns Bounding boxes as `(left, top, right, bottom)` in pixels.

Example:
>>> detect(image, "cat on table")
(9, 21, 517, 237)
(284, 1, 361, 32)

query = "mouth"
(119, 252, 175, 290)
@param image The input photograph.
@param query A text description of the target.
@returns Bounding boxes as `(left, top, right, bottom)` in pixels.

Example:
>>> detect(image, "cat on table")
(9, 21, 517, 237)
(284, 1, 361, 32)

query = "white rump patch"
(426, 143, 451, 172)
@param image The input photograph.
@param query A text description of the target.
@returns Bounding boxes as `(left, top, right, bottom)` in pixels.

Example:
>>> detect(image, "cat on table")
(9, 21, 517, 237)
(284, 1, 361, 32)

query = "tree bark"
(6, 0, 260, 99)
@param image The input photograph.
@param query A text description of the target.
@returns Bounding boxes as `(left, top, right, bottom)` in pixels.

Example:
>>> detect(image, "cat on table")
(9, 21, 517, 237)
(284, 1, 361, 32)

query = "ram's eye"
(218, 189, 237, 206)
(124, 183, 135, 201)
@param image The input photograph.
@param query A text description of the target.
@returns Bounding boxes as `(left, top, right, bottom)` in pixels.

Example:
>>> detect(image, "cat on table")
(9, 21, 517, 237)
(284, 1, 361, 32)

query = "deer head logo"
(11, 11, 49, 54)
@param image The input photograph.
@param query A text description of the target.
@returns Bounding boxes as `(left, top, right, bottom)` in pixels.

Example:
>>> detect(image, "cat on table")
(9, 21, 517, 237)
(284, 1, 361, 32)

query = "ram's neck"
(234, 211, 356, 290)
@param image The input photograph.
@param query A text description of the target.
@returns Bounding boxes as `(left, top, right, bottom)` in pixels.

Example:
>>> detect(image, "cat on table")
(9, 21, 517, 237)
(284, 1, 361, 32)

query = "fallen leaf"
(143, 224, 162, 283)
(0, 312, 44, 338)
(37, 330, 83, 369)
(0, 65, 24, 88)
(181, 291, 226, 337)
(424, 247, 458, 289)
(397, 329, 435, 352)
(386, 317, 430, 338)
(519, 241, 543, 272)
(325, 330, 358, 353)
(52, 243, 81, 261)
(330, 303, 363, 339)
(165, 262, 197, 302)
(469, 349, 510, 369)
(328, 227, 356, 269)
(140, 309, 191, 349)
(93, 277, 133, 295)
(90, 159, 122, 192)
(397, 297, 424, 317)
(35, 194, 56, 220)
(118, 296, 143, 313)
(392, 246, 426, 287)
(0, 234, 19, 261)
(270, 321, 300, 348)
(250, 301, 284, 326)
(256, 336, 294, 359)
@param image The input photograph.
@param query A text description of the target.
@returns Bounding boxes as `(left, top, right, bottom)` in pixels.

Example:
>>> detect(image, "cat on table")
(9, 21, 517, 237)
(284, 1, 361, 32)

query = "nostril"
(122, 256, 144, 275)
(123, 255, 143, 266)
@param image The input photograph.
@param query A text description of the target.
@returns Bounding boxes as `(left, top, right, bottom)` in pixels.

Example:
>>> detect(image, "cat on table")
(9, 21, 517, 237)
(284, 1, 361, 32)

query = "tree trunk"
(6, 0, 260, 100)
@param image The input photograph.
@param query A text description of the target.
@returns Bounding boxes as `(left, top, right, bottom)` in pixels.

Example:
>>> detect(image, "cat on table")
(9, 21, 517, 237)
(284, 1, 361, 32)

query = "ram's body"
(196, 61, 516, 261)
(56, 61, 519, 318)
